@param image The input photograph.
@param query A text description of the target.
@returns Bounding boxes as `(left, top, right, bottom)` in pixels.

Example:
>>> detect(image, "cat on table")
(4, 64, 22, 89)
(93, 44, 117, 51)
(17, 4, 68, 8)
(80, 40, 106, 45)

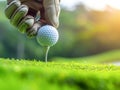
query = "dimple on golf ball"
(36, 25, 59, 47)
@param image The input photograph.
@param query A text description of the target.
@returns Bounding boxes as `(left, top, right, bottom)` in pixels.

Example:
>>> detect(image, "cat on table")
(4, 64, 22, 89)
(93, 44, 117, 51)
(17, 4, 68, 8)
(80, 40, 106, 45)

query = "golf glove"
(5, 0, 60, 37)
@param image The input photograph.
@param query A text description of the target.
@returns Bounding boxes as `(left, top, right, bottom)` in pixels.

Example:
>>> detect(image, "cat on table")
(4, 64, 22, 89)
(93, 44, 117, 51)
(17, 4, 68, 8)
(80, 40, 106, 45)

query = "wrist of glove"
(5, 0, 44, 37)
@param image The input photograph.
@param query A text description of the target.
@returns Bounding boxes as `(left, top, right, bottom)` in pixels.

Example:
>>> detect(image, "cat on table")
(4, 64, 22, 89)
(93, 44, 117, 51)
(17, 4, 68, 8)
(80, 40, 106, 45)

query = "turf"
(0, 58, 120, 90)
(53, 50, 120, 63)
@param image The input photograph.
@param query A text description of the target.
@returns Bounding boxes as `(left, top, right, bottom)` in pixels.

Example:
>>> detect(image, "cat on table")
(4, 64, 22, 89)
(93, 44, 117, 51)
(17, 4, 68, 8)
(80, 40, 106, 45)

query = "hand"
(5, 0, 42, 37)
(5, 0, 61, 37)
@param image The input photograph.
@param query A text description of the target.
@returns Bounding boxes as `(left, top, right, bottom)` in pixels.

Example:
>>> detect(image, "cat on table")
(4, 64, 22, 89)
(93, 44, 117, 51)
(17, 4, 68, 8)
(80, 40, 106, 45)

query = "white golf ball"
(36, 25, 59, 47)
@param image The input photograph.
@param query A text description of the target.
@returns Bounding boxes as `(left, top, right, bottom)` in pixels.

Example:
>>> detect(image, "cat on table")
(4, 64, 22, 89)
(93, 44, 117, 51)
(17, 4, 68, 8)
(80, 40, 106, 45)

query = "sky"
(1, 0, 120, 10)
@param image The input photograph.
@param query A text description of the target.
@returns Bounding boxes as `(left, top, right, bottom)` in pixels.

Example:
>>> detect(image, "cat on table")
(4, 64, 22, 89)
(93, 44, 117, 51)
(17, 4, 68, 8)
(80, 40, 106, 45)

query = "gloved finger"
(18, 15, 34, 33)
(10, 5, 28, 27)
(43, 0, 60, 28)
(26, 21, 41, 37)
(5, 0, 21, 19)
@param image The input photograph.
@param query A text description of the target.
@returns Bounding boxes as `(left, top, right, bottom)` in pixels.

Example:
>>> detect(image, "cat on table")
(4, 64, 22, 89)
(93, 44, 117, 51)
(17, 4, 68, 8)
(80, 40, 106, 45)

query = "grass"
(53, 50, 120, 63)
(0, 58, 120, 90)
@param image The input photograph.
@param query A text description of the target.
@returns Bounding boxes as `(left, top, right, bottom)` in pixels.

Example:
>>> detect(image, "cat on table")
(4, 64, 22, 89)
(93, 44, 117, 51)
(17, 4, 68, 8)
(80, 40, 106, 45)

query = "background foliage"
(0, 1, 120, 61)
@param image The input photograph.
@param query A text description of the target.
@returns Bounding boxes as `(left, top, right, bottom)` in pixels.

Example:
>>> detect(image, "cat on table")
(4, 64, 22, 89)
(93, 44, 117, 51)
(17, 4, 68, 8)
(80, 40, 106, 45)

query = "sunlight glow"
(107, 0, 120, 9)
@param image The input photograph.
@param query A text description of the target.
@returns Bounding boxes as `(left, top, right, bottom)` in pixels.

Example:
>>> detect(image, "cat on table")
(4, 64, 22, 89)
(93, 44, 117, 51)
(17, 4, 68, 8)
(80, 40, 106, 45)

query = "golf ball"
(36, 25, 59, 47)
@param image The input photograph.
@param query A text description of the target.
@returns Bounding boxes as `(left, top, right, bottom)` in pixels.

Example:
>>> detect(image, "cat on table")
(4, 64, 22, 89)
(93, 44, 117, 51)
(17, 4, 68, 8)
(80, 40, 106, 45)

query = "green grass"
(53, 50, 120, 63)
(0, 58, 120, 90)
